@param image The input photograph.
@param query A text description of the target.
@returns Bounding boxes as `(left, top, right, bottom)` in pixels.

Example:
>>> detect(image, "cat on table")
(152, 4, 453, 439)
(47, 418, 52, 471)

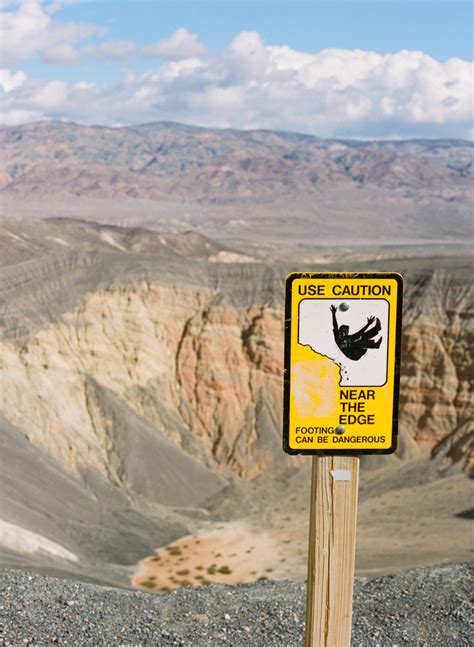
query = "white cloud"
(0, 0, 97, 64)
(29, 79, 67, 109)
(73, 80, 94, 90)
(42, 42, 79, 63)
(219, 31, 270, 82)
(0, 67, 26, 91)
(143, 28, 207, 60)
(0, 0, 135, 65)
(1, 107, 43, 125)
(46, 0, 91, 14)
(1, 30, 472, 139)
(84, 39, 136, 62)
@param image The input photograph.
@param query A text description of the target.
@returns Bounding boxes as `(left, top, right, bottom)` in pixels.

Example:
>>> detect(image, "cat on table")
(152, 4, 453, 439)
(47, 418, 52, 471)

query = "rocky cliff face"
(401, 270, 473, 467)
(0, 246, 471, 590)
(1, 251, 471, 492)
(1, 282, 287, 483)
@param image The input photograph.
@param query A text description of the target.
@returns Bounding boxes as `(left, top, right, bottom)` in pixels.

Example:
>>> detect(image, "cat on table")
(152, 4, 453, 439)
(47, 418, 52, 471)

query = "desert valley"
(0, 121, 472, 593)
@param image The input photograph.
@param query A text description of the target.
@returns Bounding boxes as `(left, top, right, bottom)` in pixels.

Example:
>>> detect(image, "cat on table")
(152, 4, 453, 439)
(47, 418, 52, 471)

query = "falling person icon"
(330, 304, 382, 361)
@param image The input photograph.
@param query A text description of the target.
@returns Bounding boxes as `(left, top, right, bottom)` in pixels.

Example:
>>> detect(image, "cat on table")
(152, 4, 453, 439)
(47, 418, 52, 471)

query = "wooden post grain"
(305, 455, 360, 647)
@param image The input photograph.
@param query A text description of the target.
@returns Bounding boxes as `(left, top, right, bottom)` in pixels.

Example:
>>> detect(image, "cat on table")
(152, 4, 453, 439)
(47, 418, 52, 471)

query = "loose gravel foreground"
(0, 564, 472, 646)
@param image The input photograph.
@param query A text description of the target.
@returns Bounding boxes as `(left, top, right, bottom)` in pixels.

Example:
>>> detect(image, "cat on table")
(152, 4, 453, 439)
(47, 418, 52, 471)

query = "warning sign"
(283, 273, 403, 455)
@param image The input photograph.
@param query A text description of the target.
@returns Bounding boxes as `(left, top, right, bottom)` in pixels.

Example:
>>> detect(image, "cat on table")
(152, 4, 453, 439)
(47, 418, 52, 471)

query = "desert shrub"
(217, 565, 232, 575)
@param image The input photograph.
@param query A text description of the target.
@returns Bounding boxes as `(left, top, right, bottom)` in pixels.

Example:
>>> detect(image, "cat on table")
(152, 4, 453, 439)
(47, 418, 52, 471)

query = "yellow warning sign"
(283, 273, 403, 455)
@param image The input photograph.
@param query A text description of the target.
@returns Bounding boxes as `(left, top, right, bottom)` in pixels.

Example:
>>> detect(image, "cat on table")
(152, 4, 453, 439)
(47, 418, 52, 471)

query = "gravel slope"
(0, 564, 472, 646)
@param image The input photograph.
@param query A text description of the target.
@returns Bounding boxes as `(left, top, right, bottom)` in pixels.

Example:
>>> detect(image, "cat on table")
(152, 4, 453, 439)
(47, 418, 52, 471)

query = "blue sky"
(1, 0, 473, 137)
(21, 1, 474, 82)
(60, 1, 473, 59)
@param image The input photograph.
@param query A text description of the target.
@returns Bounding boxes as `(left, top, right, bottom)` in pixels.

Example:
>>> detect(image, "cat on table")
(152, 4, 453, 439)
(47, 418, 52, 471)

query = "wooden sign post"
(305, 456, 359, 646)
(283, 273, 403, 646)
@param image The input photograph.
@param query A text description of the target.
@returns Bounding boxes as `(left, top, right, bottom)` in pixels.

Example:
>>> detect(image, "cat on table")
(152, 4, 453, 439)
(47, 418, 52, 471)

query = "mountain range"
(1, 121, 472, 247)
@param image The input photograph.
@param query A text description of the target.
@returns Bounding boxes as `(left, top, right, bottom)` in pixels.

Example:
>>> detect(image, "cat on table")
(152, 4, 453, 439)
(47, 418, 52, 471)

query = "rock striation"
(1, 250, 471, 483)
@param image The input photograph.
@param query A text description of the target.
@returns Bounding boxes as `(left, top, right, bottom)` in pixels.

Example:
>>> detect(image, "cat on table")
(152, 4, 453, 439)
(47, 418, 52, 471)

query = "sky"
(0, 0, 473, 138)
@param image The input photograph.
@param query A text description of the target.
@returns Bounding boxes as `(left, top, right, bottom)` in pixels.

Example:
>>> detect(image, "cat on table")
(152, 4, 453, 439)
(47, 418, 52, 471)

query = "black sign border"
(282, 272, 403, 456)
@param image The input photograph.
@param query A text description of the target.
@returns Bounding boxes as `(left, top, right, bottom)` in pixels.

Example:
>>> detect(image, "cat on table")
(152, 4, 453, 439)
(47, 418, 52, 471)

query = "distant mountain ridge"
(1, 120, 472, 202)
(1, 120, 472, 247)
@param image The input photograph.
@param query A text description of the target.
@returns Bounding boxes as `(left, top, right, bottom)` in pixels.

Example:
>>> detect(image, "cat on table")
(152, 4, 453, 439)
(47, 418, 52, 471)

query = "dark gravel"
(0, 564, 472, 646)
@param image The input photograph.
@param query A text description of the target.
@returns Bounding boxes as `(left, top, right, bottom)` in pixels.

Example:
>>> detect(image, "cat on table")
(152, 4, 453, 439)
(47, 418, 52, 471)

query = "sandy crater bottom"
(131, 470, 474, 593)
(132, 521, 306, 592)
